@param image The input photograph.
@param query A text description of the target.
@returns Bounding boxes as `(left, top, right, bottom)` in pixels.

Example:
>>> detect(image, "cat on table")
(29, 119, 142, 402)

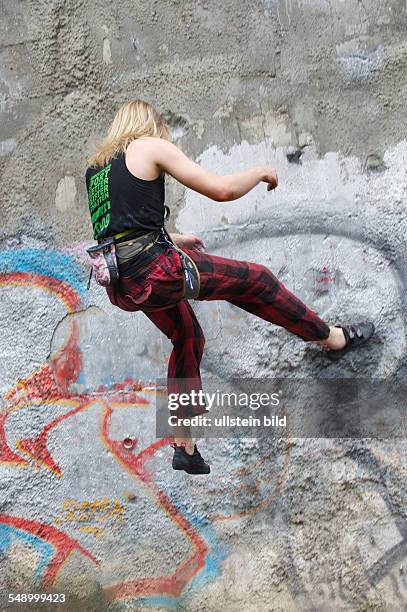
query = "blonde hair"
(88, 99, 172, 168)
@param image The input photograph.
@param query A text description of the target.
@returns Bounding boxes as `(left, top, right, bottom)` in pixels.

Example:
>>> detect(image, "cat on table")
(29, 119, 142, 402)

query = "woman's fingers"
(179, 234, 206, 251)
(193, 236, 206, 251)
(261, 166, 278, 192)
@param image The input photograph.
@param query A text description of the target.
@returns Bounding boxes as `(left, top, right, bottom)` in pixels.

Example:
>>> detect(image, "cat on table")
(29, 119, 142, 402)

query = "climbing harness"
(85, 205, 200, 299)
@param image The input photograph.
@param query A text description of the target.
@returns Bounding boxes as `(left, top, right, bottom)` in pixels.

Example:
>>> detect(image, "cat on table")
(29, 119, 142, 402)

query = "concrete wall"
(1, 0, 406, 609)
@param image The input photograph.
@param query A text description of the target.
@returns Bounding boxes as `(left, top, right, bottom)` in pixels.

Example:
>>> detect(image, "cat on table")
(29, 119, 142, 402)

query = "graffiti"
(53, 498, 126, 539)
(315, 266, 336, 285)
(100, 405, 212, 601)
(0, 514, 99, 587)
(1, 207, 406, 610)
(196, 215, 407, 606)
(0, 247, 225, 606)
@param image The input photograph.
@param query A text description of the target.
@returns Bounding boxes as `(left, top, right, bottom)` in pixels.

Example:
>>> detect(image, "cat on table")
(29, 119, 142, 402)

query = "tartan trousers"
(106, 241, 330, 417)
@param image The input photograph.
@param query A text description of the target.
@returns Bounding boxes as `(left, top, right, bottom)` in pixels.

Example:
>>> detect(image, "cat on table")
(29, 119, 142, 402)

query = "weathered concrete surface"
(0, 0, 406, 610)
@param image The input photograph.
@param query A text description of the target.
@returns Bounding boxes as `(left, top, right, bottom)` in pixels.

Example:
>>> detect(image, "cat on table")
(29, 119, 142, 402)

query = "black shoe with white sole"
(172, 444, 211, 475)
(327, 320, 375, 361)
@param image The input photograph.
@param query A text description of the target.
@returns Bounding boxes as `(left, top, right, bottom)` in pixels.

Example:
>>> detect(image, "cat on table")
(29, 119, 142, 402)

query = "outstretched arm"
(149, 137, 278, 202)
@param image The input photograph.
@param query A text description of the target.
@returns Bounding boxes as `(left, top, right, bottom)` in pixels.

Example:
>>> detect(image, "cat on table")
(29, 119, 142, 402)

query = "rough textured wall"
(1, 0, 406, 610)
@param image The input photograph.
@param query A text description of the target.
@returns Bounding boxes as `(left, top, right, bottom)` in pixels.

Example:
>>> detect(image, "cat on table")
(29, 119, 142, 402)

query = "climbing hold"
(285, 146, 302, 164)
(123, 436, 136, 450)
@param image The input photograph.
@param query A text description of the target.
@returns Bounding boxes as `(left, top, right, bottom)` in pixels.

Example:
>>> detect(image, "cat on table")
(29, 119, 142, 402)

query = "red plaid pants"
(106, 242, 330, 416)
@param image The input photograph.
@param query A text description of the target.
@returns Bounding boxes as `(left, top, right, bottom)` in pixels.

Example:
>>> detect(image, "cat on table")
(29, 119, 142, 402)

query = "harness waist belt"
(115, 230, 160, 262)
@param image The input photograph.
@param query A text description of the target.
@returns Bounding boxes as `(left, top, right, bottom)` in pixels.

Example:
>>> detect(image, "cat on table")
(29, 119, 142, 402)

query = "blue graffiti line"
(130, 595, 179, 610)
(0, 524, 54, 581)
(0, 249, 86, 296)
(128, 482, 227, 608)
(173, 499, 227, 600)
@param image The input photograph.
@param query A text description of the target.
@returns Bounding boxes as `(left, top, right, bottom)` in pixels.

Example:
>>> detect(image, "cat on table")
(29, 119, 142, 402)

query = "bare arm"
(169, 233, 206, 250)
(151, 138, 277, 202)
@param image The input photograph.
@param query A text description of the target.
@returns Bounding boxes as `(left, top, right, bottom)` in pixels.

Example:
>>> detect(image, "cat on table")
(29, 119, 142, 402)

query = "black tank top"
(85, 151, 166, 241)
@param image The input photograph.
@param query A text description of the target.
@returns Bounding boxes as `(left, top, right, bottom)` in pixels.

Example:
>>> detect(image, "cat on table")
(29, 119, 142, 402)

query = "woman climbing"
(85, 99, 374, 475)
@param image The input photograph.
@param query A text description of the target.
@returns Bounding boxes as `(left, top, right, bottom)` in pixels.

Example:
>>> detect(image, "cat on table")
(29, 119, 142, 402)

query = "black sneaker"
(327, 320, 375, 361)
(172, 444, 211, 475)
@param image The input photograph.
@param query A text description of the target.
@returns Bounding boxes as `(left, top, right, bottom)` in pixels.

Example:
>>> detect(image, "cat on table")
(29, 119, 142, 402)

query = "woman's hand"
(260, 165, 278, 191)
(170, 233, 206, 251)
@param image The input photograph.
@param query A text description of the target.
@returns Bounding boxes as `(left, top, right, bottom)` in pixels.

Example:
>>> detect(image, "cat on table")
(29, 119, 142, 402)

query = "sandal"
(326, 320, 375, 361)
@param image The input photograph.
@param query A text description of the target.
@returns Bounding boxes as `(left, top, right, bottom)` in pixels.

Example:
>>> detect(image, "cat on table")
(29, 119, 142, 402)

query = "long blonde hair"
(88, 99, 171, 168)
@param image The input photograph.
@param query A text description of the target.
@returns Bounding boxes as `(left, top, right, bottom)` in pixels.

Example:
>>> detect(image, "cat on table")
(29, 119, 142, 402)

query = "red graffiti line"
(6, 382, 152, 477)
(1, 266, 210, 598)
(1, 269, 153, 476)
(16, 400, 92, 475)
(3, 321, 84, 473)
(0, 514, 99, 586)
(316, 276, 336, 283)
(5, 320, 83, 408)
(0, 272, 81, 312)
(0, 409, 27, 465)
(16, 386, 150, 476)
(100, 406, 209, 601)
(1, 272, 82, 469)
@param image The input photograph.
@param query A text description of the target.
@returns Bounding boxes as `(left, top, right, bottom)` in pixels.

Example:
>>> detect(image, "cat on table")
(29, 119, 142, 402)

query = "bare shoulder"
(128, 136, 171, 152)
(125, 137, 166, 180)
(127, 138, 227, 201)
